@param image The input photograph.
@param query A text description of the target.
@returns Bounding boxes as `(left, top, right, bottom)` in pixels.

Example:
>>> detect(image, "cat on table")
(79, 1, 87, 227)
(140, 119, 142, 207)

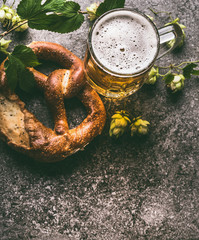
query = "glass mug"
(84, 8, 183, 98)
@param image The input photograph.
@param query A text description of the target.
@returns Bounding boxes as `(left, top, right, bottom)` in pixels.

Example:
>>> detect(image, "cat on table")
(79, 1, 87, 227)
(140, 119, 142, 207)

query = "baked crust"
(0, 42, 106, 162)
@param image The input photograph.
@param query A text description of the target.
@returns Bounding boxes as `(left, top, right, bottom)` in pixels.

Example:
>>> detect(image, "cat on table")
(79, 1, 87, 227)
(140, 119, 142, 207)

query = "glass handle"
(157, 23, 184, 59)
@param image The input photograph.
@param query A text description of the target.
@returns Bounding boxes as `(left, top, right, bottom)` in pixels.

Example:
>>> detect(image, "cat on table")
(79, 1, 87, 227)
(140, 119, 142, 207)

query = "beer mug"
(84, 8, 184, 98)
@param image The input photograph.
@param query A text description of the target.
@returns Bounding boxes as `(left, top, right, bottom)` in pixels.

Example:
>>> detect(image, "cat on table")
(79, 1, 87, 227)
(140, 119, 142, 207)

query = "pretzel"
(0, 41, 106, 162)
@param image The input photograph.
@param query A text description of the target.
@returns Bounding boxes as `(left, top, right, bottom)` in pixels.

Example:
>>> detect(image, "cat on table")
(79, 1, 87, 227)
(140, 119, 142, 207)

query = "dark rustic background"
(0, 0, 199, 239)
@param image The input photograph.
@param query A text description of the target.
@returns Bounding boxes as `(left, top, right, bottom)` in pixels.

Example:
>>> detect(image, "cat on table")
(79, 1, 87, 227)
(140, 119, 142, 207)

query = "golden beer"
(84, 9, 159, 98)
(84, 8, 183, 98)
(84, 48, 151, 98)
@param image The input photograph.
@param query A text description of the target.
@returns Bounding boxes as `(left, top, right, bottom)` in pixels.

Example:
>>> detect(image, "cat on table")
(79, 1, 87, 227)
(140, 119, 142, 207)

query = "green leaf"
(19, 68, 35, 93)
(183, 63, 198, 78)
(17, 0, 65, 19)
(162, 73, 175, 84)
(17, 0, 84, 33)
(57, 1, 81, 18)
(27, 13, 54, 30)
(42, 0, 66, 12)
(17, 0, 43, 19)
(4, 49, 36, 92)
(58, 14, 84, 33)
(5, 55, 19, 91)
(96, 0, 125, 17)
(28, 13, 84, 33)
(192, 70, 199, 76)
(12, 45, 40, 67)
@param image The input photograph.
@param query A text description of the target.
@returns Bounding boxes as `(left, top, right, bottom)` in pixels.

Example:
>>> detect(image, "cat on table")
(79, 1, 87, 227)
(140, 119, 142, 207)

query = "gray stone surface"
(0, 0, 199, 239)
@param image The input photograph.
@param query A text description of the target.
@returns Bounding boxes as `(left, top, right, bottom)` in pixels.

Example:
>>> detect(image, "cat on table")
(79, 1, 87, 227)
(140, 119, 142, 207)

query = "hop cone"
(0, 38, 11, 50)
(165, 18, 186, 49)
(86, 2, 100, 21)
(0, 4, 28, 32)
(109, 111, 131, 138)
(168, 74, 185, 93)
(130, 117, 150, 136)
(145, 67, 159, 85)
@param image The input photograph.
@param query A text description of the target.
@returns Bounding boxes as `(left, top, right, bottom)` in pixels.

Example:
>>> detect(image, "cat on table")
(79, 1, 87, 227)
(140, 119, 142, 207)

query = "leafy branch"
(0, 0, 125, 92)
(4, 45, 40, 92)
(145, 61, 199, 93)
(144, 10, 199, 93)
(1, 0, 125, 37)
(1, 19, 28, 37)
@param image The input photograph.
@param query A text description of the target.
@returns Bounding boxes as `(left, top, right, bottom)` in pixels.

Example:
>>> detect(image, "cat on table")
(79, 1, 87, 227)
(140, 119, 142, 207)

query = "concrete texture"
(0, 0, 199, 239)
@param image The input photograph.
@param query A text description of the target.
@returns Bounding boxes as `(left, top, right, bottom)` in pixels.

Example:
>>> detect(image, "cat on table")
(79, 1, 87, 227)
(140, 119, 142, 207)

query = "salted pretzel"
(0, 41, 106, 162)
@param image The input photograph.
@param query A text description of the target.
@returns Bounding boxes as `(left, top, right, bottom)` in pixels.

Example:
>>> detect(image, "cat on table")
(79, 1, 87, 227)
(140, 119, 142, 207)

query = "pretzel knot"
(0, 41, 106, 162)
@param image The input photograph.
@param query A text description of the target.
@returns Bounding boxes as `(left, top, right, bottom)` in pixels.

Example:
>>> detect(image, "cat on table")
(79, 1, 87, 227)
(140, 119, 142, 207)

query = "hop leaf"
(17, 0, 84, 33)
(109, 110, 131, 139)
(183, 63, 199, 78)
(4, 45, 40, 92)
(162, 72, 175, 84)
(130, 117, 150, 136)
(145, 67, 159, 85)
(96, 0, 125, 17)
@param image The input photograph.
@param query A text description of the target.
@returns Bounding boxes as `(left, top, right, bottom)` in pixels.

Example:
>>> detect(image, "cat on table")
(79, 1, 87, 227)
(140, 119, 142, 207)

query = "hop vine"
(145, 9, 199, 93)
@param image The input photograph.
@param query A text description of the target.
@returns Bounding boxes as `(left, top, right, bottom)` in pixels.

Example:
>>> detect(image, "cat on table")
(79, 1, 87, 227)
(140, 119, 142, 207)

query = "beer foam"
(91, 10, 159, 75)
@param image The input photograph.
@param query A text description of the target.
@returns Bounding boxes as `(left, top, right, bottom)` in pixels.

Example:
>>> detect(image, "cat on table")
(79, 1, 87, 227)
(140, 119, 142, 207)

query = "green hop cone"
(165, 18, 186, 49)
(145, 67, 159, 85)
(86, 2, 100, 21)
(12, 14, 28, 32)
(1, 5, 15, 17)
(0, 5, 15, 27)
(11, 15, 21, 25)
(109, 110, 131, 138)
(0, 38, 12, 52)
(14, 21, 28, 32)
(0, 4, 28, 32)
(168, 74, 185, 93)
(130, 117, 150, 136)
(0, 9, 6, 22)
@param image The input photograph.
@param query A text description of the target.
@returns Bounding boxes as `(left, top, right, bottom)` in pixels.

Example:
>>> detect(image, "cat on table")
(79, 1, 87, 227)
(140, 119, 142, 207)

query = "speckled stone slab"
(0, 0, 199, 239)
